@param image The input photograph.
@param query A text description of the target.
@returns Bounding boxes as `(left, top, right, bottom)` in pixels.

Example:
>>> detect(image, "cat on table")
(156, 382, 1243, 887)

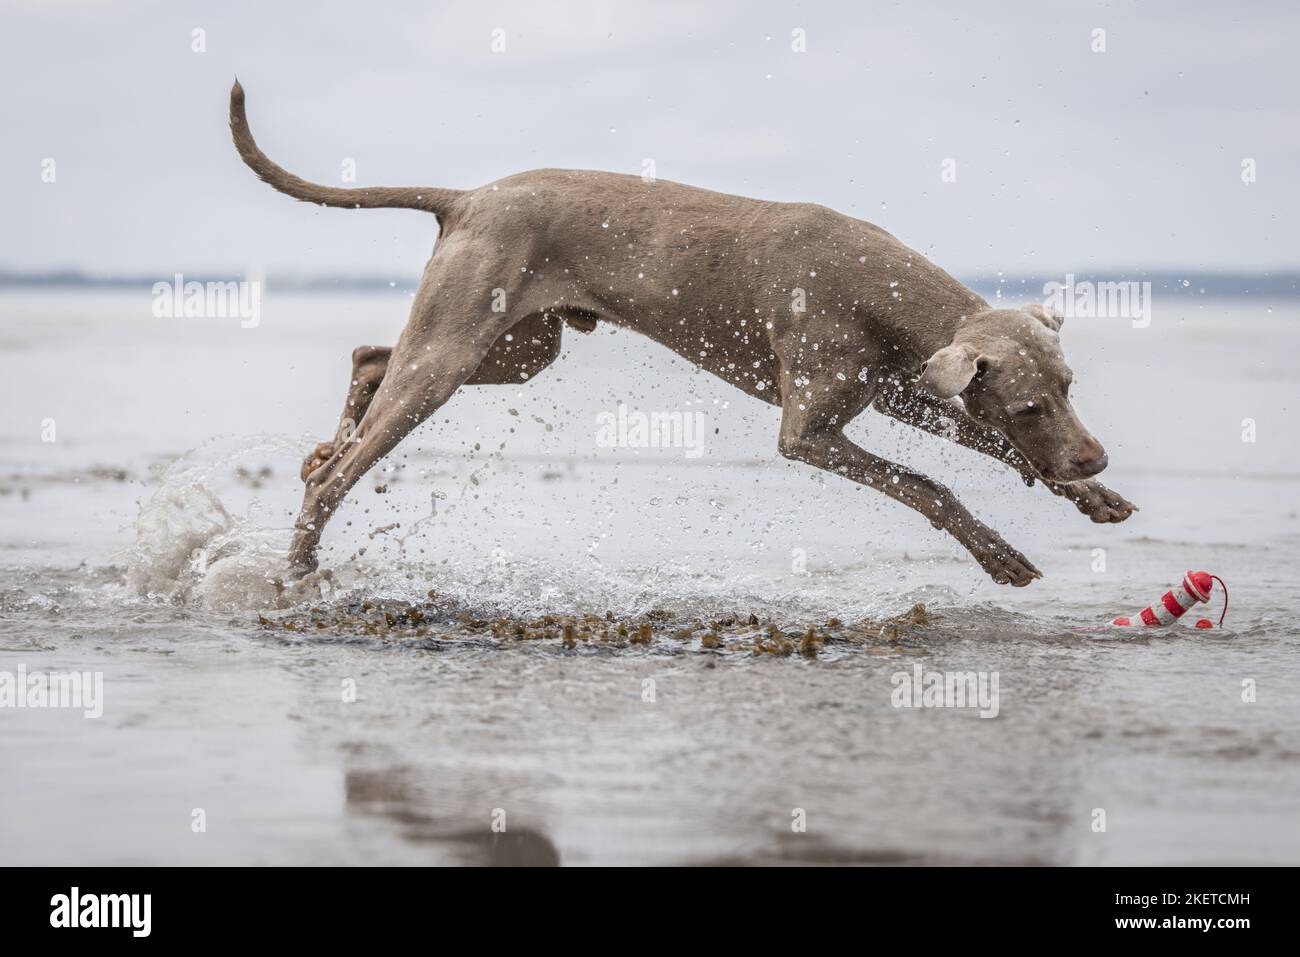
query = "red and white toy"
(1112, 570, 1228, 631)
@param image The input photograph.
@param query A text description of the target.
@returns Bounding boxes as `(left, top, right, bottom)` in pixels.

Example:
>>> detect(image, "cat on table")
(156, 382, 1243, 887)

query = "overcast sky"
(3, 0, 1296, 280)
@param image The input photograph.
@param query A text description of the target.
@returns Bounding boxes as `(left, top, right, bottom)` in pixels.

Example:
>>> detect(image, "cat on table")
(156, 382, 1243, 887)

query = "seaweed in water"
(256, 595, 937, 659)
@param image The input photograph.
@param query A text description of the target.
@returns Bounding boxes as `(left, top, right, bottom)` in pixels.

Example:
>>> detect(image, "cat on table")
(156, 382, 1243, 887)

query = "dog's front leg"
(778, 400, 1041, 586)
(1045, 478, 1138, 524)
(873, 382, 1038, 480)
(874, 384, 1137, 524)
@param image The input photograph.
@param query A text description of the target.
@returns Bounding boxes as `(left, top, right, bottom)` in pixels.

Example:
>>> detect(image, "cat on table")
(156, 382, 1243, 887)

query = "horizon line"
(2, 267, 1298, 299)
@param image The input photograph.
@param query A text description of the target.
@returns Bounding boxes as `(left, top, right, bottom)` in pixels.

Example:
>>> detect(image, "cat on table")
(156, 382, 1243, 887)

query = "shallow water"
(1, 288, 1298, 865)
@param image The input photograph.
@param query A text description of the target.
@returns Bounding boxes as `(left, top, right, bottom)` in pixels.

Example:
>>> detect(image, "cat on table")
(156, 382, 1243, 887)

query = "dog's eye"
(1011, 402, 1041, 418)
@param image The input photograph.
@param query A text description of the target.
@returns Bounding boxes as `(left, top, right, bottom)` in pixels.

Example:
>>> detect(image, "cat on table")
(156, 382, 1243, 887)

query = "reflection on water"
(345, 766, 561, 866)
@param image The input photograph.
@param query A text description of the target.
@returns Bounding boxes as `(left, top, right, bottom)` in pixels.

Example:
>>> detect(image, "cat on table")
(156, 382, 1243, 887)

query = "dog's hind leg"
(287, 261, 545, 574)
(301, 346, 392, 482)
(298, 315, 565, 482)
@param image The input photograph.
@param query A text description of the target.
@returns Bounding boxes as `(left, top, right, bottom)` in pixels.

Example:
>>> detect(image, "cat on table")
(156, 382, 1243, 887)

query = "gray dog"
(230, 81, 1135, 585)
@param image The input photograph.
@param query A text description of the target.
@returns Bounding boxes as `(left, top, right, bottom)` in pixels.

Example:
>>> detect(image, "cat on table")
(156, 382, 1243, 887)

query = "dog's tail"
(229, 80, 463, 222)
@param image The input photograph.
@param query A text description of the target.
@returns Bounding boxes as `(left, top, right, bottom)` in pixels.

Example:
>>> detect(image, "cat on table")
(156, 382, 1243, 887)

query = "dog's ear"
(918, 343, 983, 399)
(1023, 303, 1063, 332)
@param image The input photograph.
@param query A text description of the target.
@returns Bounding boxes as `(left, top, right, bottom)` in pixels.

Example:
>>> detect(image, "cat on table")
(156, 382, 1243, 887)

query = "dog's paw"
(1060, 480, 1138, 524)
(970, 535, 1041, 587)
(286, 550, 319, 579)
(300, 441, 336, 482)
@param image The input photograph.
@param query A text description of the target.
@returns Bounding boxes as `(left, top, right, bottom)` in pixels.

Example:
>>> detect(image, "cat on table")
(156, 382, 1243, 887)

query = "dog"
(229, 81, 1136, 585)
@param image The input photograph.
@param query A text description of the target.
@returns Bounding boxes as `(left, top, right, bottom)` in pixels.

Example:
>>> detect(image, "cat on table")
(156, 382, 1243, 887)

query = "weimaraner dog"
(229, 81, 1136, 585)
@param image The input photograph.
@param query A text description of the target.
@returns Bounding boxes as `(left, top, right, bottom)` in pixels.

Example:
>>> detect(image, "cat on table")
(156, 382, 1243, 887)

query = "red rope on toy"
(1210, 575, 1229, 627)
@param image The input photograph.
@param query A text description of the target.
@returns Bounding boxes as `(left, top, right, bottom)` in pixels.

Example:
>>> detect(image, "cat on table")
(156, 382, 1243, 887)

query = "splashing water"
(124, 436, 335, 611)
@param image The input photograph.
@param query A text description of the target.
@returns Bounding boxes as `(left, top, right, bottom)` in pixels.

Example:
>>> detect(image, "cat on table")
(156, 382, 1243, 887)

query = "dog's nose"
(1072, 438, 1108, 477)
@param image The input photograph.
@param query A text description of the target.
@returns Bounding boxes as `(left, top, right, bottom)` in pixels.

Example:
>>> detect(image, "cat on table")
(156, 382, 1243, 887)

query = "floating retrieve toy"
(1112, 570, 1228, 630)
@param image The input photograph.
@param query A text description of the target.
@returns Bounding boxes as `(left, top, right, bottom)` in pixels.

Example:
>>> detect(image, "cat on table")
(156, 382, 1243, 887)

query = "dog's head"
(917, 305, 1107, 483)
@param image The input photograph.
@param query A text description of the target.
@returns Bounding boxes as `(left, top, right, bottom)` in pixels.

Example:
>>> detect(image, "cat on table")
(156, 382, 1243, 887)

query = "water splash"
(123, 435, 333, 611)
